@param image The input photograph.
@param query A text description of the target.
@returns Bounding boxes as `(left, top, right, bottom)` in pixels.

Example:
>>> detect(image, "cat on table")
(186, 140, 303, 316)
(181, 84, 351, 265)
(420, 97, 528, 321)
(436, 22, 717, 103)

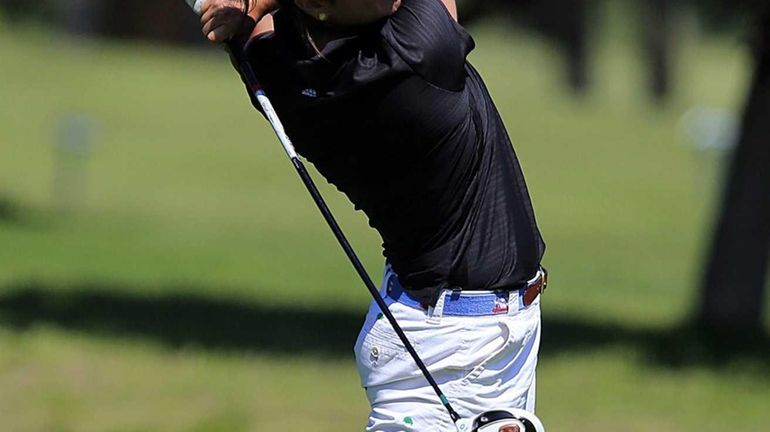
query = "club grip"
(226, 39, 248, 66)
(184, 0, 204, 14)
(226, 38, 262, 93)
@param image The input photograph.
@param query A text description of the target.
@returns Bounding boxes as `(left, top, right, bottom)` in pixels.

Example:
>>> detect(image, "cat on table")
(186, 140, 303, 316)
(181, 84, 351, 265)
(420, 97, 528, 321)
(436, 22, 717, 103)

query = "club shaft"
(292, 157, 460, 424)
(226, 41, 461, 425)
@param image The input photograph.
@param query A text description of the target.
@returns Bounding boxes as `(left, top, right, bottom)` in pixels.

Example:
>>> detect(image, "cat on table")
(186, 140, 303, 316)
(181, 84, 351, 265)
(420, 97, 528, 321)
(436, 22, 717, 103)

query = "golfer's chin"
(372, 0, 401, 17)
(387, 0, 402, 14)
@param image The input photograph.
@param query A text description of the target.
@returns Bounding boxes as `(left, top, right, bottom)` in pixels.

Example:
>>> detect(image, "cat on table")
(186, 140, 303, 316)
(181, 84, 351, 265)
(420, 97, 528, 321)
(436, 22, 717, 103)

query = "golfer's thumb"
(208, 26, 231, 43)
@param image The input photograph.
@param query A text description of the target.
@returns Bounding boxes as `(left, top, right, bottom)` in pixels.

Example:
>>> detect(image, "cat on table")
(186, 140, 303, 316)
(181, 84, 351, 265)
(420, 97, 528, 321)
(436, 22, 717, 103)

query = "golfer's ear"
(294, 0, 330, 19)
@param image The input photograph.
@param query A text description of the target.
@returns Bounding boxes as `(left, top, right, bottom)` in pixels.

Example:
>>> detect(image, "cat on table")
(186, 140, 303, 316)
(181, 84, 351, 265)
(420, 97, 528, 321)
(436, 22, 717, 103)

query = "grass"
(1, 10, 769, 432)
(0, 327, 367, 432)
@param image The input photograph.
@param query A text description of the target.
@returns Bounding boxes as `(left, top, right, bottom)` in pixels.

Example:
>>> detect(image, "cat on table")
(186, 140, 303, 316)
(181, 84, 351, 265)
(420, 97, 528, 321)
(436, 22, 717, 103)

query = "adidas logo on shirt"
(301, 88, 318, 98)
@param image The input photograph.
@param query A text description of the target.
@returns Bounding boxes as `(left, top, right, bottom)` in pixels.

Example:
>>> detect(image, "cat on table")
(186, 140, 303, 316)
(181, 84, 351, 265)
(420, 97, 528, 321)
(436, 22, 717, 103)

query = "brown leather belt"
(523, 267, 548, 306)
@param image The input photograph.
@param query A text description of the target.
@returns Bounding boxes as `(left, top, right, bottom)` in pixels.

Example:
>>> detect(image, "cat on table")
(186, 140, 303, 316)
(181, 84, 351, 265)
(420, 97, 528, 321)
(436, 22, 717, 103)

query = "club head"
(462, 408, 545, 432)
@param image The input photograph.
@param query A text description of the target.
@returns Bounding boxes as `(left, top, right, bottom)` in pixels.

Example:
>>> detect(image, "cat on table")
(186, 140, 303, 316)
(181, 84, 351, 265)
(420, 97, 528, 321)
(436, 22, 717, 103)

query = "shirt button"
(371, 346, 380, 360)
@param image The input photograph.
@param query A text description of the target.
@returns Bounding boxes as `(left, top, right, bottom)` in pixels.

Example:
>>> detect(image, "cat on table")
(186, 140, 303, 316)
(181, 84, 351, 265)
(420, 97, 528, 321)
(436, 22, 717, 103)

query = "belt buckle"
(450, 287, 462, 300)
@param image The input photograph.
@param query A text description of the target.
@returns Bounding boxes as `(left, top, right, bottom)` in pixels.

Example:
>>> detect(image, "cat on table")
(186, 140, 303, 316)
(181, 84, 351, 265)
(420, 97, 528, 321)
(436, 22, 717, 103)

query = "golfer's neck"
(306, 22, 362, 53)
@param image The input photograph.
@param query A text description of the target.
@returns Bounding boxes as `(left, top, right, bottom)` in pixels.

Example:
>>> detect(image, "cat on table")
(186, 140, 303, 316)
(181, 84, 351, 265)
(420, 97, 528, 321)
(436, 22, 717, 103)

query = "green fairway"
(1, 13, 768, 432)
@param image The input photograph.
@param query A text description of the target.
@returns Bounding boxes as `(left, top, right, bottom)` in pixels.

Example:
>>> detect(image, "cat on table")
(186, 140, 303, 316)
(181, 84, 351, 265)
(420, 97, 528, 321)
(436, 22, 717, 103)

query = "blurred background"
(1, 0, 769, 430)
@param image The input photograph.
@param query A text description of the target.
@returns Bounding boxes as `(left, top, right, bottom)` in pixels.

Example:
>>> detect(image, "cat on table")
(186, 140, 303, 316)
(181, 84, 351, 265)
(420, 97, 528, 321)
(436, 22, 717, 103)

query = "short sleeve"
(382, 0, 475, 91)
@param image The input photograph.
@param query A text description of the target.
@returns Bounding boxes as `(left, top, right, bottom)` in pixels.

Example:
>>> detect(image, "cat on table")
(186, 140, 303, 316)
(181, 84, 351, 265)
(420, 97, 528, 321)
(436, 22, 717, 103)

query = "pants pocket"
(356, 312, 425, 388)
(452, 311, 541, 411)
(458, 320, 515, 384)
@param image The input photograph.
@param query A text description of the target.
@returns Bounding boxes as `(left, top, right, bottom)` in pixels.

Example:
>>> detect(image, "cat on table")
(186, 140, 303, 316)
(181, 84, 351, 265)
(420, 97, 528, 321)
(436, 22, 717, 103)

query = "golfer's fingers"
(201, 5, 240, 30)
(202, 13, 243, 41)
(206, 23, 237, 42)
(199, 0, 213, 16)
(201, 15, 228, 37)
(200, 0, 244, 20)
(200, 3, 225, 23)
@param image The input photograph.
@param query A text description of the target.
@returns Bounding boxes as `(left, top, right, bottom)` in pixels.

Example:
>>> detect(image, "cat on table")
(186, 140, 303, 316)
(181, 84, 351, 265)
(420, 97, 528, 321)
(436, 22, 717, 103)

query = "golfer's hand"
(199, 0, 257, 43)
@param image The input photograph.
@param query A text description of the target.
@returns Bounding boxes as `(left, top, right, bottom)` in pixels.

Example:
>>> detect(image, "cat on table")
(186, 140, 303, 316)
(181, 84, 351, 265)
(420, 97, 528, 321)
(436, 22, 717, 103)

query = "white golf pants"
(354, 266, 541, 432)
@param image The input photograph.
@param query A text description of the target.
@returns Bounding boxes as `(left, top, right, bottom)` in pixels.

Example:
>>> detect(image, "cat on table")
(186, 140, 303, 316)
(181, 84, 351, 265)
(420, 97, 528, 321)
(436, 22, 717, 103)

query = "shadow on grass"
(0, 196, 56, 229)
(0, 282, 362, 357)
(0, 282, 768, 368)
(0, 196, 21, 223)
(540, 317, 770, 369)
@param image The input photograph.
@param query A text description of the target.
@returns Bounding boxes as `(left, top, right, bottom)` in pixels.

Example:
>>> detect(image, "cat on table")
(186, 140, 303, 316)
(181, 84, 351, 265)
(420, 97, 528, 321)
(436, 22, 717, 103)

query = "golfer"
(196, 0, 547, 430)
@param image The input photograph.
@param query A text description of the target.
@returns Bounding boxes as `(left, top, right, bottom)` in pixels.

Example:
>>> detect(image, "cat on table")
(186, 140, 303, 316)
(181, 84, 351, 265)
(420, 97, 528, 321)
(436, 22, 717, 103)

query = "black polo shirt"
(244, 0, 545, 304)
